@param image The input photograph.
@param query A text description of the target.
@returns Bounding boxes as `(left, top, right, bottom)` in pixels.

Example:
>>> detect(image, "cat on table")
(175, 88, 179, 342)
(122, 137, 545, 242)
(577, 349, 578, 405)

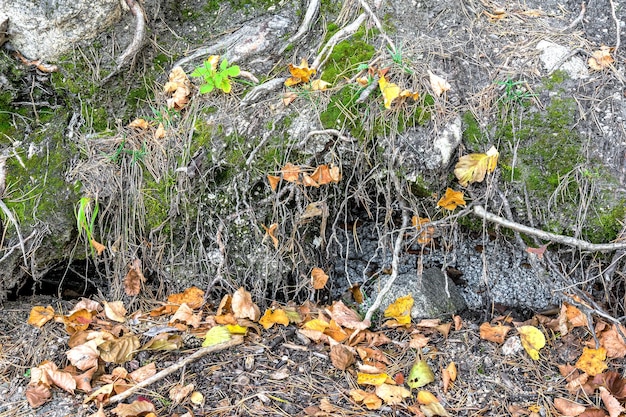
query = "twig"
(0, 199, 28, 265)
(473, 205, 626, 252)
(609, 0, 621, 56)
(559, 2, 585, 32)
(355, 0, 396, 53)
(100, 0, 146, 84)
(364, 176, 410, 323)
(312, 13, 366, 71)
(110, 336, 244, 403)
(240, 77, 287, 107)
(279, 0, 320, 54)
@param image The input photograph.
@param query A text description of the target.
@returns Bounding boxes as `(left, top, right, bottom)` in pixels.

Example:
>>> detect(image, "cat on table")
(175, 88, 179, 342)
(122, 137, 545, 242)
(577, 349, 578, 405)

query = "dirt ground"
(2, 0, 626, 416)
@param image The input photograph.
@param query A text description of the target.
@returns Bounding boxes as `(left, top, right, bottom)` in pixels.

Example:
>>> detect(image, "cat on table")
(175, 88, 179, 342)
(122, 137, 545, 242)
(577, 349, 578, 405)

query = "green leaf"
(225, 65, 240, 77)
(220, 79, 232, 93)
(199, 83, 214, 94)
(407, 359, 435, 389)
(220, 58, 229, 71)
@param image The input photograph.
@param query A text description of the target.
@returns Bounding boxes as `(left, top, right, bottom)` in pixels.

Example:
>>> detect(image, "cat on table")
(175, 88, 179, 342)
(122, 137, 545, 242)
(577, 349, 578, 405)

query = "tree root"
(473, 205, 626, 252)
(279, 0, 320, 54)
(101, 0, 146, 84)
(109, 336, 244, 404)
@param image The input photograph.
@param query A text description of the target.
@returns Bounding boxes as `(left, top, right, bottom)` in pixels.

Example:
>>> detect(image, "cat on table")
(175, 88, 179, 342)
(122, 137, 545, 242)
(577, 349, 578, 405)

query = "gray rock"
(380, 267, 466, 319)
(1, 0, 122, 60)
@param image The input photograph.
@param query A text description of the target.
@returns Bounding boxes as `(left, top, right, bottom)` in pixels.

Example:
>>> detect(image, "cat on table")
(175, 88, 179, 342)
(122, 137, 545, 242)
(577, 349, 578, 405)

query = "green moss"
(320, 26, 375, 83)
(462, 111, 486, 148)
(587, 202, 626, 243)
(543, 69, 568, 90)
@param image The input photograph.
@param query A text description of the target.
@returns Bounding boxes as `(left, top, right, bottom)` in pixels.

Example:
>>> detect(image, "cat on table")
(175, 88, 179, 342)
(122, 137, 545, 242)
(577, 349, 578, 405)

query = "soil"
(1, 0, 626, 416)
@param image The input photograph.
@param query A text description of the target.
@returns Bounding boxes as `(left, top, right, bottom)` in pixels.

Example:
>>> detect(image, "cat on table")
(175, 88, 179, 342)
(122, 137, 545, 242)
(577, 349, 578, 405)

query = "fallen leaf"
(67, 340, 101, 370)
(553, 397, 586, 416)
(526, 243, 550, 260)
(311, 267, 329, 290)
(47, 368, 76, 394)
(330, 344, 355, 370)
(442, 362, 457, 393)
(309, 164, 341, 185)
(409, 333, 430, 349)
(597, 323, 626, 358)
(378, 74, 401, 109)
(231, 287, 261, 321)
(407, 359, 435, 389)
(350, 389, 382, 410)
(600, 386, 625, 417)
(518, 325, 546, 360)
(167, 286, 205, 310)
(111, 399, 156, 417)
(412, 215, 435, 245)
(311, 79, 331, 91)
(479, 322, 511, 343)
(90, 239, 106, 256)
(26, 383, 51, 408)
(202, 325, 231, 347)
(128, 118, 150, 130)
(454, 146, 499, 187)
(328, 300, 370, 330)
(28, 306, 55, 328)
(164, 66, 192, 110)
(190, 391, 204, 405)
(103, 301, 126, 323)
(267, 175, 281, 191)
(579, 408, 609, 417)
(171, 303, 201, 328)
(357, 372, 393, 386)
(123, 259, 145, 296)
(285, 58, 316, 86)
(384, 295, 413, 326)
(417, 390, 439, 405)
(594, 371, 626, 400)
(169, 383, 195, 404)
(98, 335, 141, 364)
(437, 188, 466, 210)
(129, 362, 157, 383)
(259, 308, 290, 329)
(421, 401, 451, 417)
(376, 383, 411, 405)
(576, 347, 608, 376)
(262, 223, 279, 249)
(154, 122, 166, 139)
(588, 46, 614, 70)
(428, 70, 450, 96)
(282, 91, 298, 106)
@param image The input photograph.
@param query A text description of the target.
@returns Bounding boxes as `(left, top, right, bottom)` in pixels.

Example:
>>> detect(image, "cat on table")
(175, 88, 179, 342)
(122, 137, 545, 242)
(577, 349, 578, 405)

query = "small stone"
(501, 335, 524, 356)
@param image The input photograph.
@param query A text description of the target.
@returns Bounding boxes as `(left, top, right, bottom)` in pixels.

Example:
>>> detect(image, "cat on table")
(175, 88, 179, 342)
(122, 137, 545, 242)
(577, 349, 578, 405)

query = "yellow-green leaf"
(202, 325, 231, 347)
(407, 359, 435, 389)
(454, 146, 499, 187)
(518, 325, 546, 360)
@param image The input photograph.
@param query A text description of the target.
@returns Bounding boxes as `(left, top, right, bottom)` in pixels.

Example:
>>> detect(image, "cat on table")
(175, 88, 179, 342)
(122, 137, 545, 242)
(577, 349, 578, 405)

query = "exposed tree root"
(279, 0, 320, 54)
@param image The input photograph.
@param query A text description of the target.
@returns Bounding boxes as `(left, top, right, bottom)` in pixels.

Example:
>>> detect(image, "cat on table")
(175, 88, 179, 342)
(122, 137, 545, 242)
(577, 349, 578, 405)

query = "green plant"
(496, 78, 535, 105)
(191, 56, 240, 94)
(75, 196, 99, 252)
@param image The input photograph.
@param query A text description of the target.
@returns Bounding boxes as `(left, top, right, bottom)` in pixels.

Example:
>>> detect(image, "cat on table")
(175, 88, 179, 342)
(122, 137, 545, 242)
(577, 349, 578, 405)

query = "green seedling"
(191, 55, 240, 94)
(496, 78, 535, 104)
(75, 196, 99, 253)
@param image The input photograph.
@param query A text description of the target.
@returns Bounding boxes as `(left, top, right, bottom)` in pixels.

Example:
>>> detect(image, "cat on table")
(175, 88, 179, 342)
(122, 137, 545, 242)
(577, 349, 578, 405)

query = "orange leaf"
(90, 239, 106, 256)
(576, 347, 608, 376)
(479, 322, 511, 343)
(350, 389, 382, 410)
(280, 162, 301, 183)
(437, 188, 466, 210)
(128, 118, 150, 130)
(417, 390, 438, 405)
(588, 46, 614, 70)
(168, 286, 205, 309)
(262, 223, 279, 249)
(259, 308, 290, 329)
(310, 164, 341, 185)
(285, 58, 316, 86)
(267, 175, 280, 191)
(28, 306, 55, 328)
(311, 267, 329, 290)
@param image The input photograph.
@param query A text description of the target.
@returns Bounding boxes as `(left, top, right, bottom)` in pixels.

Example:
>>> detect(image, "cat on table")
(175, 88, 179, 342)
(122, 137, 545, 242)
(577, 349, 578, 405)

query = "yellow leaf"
(285, 58, 316, 86)
(407, 359, 435, 389)
(259, 308, 290, 329)
(575, 347, 608, 376)
(202, 325, 231, 347)
(190, 391, 205, 405)
(453, 145, 499, 187)
(302, 318, 330, 332)
(400, 89, 419, 100)
(517, 325, 546, 360)
(436, 188, 466, 210)
(225, 324, 248, 335)
(311, 79, 331, 91)
(311, 267, 329, 290)
(207, 55, 220, 71)
(417, 390, 438, 405)
(384, 295, 414, 321)
(378, 74, 400, 109)
(376, 383, 411, 405)
(357, 372, 393, 386)
(428, 70, 450, 96)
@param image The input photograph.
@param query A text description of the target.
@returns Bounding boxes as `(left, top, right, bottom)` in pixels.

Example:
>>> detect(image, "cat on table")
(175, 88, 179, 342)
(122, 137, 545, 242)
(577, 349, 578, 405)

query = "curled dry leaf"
(124, 259, 145, 296)
(128, 118, 150, 130)
(111, 399, 156, 417)
(330, 344, 355, 370)
(26, 383, 51, 408)
(376, 383, 411, 405)
(103, 301, 127, 323)
(311, 267, 329, 290)
(285, 58, 316, 86)
(259, 308, 290, 329)
(169, 383, 195, 404)
(553, 397, 586, 417)
(262, 223, 279, 249)
(437, 188, 466, 210)
(454, 146, 499, 187)
(428, 70, 450, 96)
(479, 322, 511, 344)
(600, 386, 625, 417)
(28, 305, 55, 328)
(232, 287, 261, 321)
(350, 389, 382, 410)
(378, 74, 400, 109)
(588, 46, 614, 70)
(164, 66, 192, 110)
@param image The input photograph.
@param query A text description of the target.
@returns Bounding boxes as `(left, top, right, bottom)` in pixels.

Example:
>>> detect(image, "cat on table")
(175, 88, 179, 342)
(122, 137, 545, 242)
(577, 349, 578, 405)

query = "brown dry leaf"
(376, 383, 411, 405)
(259, 308, 290, 329)
(442, 362, 457, 393)
(89, 405, 107, 417)
(588, 46, 614, 70)
(98, 335, 141, 364)
(576, 347, 608, 376)
(484, 8, 507, 20)
(301, 201, 324, 220)
(74, 366, 97, 392)
(142, 333, 183, 351)
(302, 174, 319, 188)
(63, 309, 96, 335)
(164, 66, 192, 110)
(111, 399, 156, 417)
(83, 382, 115, 404)
(129, 362, 156, 383)
(421, 401, 452, 417)
(554, 397, 586, 417)
(128, 118, 150, 130)
(579, 409, 609, 417)
(350, 389, 382, 410)
(594, 371, 626, 400)
(357, 346, 390, 365)
(412, 215, 435, 246)
(597, 323, 626, 358)
(262, 223, 279, 249)
(310, 164, 341, 185)
(67, 340, 101, 370)
(437, 188, 466, 210)
(280, 162, 301, 183)
(427, 70, 450, 96)
(311, 267, 329, 290)
(526, 243, 549, 260)
(282, 91, 298, 106)
(350, 283, 364, 304)
(558, 302, 588, 335)
(285, 58, 316, 87)
(28, 305, 55, 328)
(324, 319, 349, 343)
(169, 383, 195, 404)
(328, 300, 370, 331)
(103, 301, 127, 323)
(123, 259, 145, 296)
(171, 303, 201, 328)
(232, 287, 261, 321)
(454, 146, 499, 187)
(600, 386, 625, 417)
(90, 239, 106, 256)
(479, 322, 511, 343)
(409, 333, 430, 349)
(26, 383, 51, 408)
(154, 123, 166, 140)
(47, 368, 76, 394)
(267, 174, 281, 191)
(453, 315, 463, 331)
(330, 344, 355, 370)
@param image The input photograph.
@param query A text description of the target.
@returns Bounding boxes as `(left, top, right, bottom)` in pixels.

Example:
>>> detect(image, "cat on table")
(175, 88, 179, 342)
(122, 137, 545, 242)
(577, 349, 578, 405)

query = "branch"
(110, 336, 244, 403)
(279, 0, 320, 54)
(312, 13, 366, 71)
(473, 205, 626, 252)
